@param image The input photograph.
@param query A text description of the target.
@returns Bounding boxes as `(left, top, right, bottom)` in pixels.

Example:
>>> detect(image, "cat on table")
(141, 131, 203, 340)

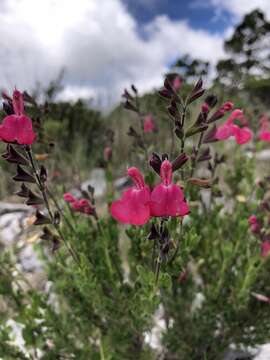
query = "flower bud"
(149, 152, 162, 174)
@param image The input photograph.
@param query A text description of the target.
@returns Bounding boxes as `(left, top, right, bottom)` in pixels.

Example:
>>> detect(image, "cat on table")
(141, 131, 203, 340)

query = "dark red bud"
(172, 153, 189, 171)
(149, 152, 162, 174)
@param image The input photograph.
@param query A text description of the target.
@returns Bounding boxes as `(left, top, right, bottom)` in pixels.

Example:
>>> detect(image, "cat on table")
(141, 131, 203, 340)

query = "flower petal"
(150, 184, 188, 217)
(111, 187, 150, 225)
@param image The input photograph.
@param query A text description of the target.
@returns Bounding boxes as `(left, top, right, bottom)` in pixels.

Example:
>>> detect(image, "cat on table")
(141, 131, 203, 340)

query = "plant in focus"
(0, 73, 269, 360)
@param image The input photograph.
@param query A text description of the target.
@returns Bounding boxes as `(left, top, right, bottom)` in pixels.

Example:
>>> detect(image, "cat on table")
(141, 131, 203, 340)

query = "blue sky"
(123, 0, 232, 33)
(0, 0, 269, 107)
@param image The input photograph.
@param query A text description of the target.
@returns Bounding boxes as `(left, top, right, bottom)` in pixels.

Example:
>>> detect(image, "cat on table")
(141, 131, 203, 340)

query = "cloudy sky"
(0, 0, 269, 107)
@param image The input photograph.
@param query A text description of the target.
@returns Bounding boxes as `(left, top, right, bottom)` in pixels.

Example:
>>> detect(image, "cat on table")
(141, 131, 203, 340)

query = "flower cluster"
(216, 109, 253, 145)
(110, 159, 189, 226)
(64, 193, 95, 215)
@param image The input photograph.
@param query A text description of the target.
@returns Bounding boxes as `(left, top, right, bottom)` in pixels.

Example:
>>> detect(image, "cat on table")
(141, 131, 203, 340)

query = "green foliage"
(1, 8, 270, 360)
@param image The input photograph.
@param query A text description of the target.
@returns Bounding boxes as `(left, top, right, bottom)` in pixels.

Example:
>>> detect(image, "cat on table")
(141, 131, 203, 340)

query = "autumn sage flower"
(0, 90, 36, 145)
(63, 193, 95, 215)
(143, 115, 155, 133)
(150, 160, 189, 218)
(111, 161, 189, 225)
(248, 214, 260, 234)
(261, 241, 270, 258)
(110, 167, 151, 225)
(215, 109, 253, 144)
(259, 115, 270, 142)
(172, 75, 182, 92)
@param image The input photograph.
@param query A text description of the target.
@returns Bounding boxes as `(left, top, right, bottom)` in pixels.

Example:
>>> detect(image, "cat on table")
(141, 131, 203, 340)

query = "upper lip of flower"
(160, 159, 172, 186)
(127, 167, 146, 190)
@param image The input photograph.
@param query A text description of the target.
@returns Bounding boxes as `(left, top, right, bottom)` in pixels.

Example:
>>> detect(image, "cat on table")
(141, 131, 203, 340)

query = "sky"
(0, 0, 269, 108)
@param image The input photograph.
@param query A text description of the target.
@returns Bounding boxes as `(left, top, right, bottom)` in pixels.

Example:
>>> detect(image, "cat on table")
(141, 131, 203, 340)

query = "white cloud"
(210, 0, 270, 19)
(0, 0, 226, 107)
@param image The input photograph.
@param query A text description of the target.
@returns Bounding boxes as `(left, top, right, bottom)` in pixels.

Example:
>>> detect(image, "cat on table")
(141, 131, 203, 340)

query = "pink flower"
(259, 115, 270, 142)
(261, 241, 270, 258)
(150, 160, 189, 217)
(172, 75, 182, 91)
(0, 90, 36, 145)
(248, 215, 257, 225)
(143, 115, 155, 133)
(110, 167, 151, 225)
(248, 215, 261, 234)
(63, 192, 76, 203)
(221, 101, 234, 112)
(201, 103, 210, 114)
(72, 199, 94, 215)
(215, 109, 253, 145)
(63, 193, 94, 215)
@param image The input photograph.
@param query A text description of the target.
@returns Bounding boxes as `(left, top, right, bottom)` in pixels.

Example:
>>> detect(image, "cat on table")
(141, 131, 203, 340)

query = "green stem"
(25, 147, 80, 265)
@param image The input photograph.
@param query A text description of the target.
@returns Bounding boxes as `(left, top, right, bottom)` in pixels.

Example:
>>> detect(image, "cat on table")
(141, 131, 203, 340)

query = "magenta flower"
(215, 109, 253, 145)
(110, 167, 151, 225)
(172, 75, 182, 91)
(248, 215, 257, 225)
(248, 214, 261, 234)
(63, 193, 94, 215)
(259, 115, 270, 142)
(201, 103, 210, 114)
(261, 241, 270, 258)
(143, 115, 155, 133)
(150, 160, 189, 218)
(0, 90, 36, 145)
(63, 192, 76, 203)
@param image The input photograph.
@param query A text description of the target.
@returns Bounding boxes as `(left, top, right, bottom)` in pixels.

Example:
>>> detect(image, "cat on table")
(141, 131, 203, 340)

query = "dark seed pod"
(122, 89, 133, 101)
(13, 165, 36, 183)
(16, 183, 30, 198)
(3, 101, 14, 115)
(40, 165, 47, 183)
(158, 88, 172, 99)
(164, 77, 174, 93)
(192, 78, 203, 93)
(23, 91, 36, 105)
(26, 190, 44, 205)
(124, 100, 138, 113)
(2, 145, 29, 166)
(187, 89, 205, 105)
(131, 84, 138, 94)
(33, 210, 51, 225)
